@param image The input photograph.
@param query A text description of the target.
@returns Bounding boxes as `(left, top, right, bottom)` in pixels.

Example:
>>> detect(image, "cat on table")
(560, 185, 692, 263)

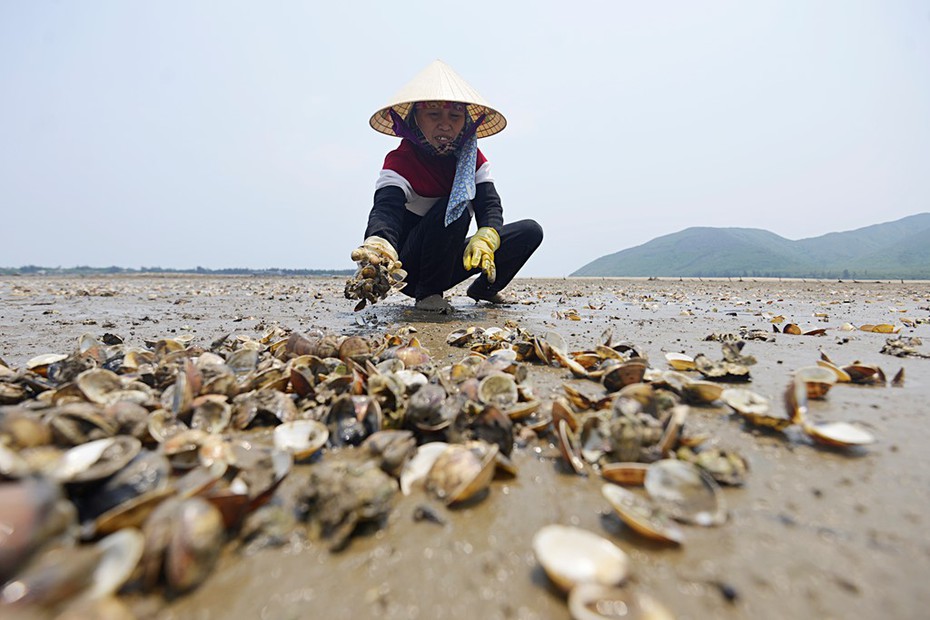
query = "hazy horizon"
(2, 2, 928, 276)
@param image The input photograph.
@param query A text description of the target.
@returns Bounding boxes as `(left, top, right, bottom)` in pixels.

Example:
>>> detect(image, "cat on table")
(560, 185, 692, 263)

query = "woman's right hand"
(351, 236, 399, 265)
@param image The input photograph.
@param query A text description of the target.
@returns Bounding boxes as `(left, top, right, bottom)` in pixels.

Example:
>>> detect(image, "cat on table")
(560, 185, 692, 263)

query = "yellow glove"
(463, 227, 500, 284)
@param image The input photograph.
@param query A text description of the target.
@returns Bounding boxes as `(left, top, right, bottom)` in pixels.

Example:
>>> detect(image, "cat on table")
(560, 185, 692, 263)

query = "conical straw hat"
(369, 60, 506, 139)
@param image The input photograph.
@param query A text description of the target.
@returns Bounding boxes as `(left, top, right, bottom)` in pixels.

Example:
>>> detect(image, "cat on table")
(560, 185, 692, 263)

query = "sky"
(1, 1, 929, 276)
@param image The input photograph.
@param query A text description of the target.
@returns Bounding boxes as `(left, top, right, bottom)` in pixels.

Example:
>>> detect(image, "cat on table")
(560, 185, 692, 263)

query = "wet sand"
(2, 275, 929, 619)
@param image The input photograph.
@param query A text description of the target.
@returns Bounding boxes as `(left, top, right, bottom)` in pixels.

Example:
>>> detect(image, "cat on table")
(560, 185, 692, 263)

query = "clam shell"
(843, 364, 884, 385)
(426, 441, 498, 505)
(477, 373, 518, 408)
(164, 498, 225, 593)
(816, 359, 851, 382)
(558, 419, 586, 475)
(644, 459, 726, 526)
(794, 366, 837, 400)
(600, 462, 649, 486)
(400, 442, 449, 495)
(602, 360, 648, 393)
(531, 524, 629, 592)
(273, 419, 329, 460)
(601, 484, 684, 544)
(85, 528, 145, 600)
(52, 436, 141, 484)
(93, 487, 176, 536)
(720, 388, 770, 415)
(74, 369, 124, 405)
(26, 353, 68, 376)
(680, 380, 724, 405)
(656, 405, 688, 456)
(568, 583, 675, 620)
(616, 383, 655, 408)
(505, 398, 541, 421)
(664, 352, 696, 371)
(804, 421, 876, 447)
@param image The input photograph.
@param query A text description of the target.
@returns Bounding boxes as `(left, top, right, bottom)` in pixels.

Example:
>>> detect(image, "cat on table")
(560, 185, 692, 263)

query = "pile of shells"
(343, 238, 407, 311)
(0, 323, 569, 615)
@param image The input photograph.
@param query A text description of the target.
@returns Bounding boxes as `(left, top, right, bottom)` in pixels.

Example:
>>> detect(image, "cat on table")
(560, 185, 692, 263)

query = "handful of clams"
(344, 236, 407, 311)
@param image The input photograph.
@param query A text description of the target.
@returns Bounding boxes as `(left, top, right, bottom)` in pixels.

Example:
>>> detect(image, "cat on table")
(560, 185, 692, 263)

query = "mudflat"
(2, 275, 929, 619)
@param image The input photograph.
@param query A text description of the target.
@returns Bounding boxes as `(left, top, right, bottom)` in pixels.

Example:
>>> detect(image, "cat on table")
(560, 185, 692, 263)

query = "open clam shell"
(794, 366, 837, 400)
(426, 441, 499, 506)
(602, 360, 648, 393)
(722, 388, 791, 431)
(568, 583, 675, 620)
(803, 421, 876, 448)
(601, 484, 684, 544)
(664, 352, 696, 371)
(531, 524, 629, 592)
(558, 419, 586, 475)
(477, 373, 519, 408)
(817, 359, 852, 383)
(400, 441, 449, 495)
(644, 459, 726, 526)
(274, 419, 329, 460)
(52, 436, 142, 484)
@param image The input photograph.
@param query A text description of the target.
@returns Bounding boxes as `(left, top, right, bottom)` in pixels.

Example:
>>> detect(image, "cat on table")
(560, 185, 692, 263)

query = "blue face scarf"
(389, 103, 486, 227)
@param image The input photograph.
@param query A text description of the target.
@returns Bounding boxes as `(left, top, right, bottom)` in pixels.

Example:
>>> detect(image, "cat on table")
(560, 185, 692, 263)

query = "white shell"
(531, 524, 629, 592)
(664, 352, 695, 371)
(568, 582, 675, 620)
(273, 419, 328, 459)
(52, 437, 115, 482)
(26, 353, 68, 370)
(85, 528, 145, 600)
(399, 442, 449, 495)
(804, 421, 876, 447)
(721, 388, 770, 415)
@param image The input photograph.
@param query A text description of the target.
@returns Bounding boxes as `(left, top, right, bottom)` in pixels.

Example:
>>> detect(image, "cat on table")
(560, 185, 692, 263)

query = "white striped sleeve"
(476, 161, 494, 185)
(375, 169, 413, 201)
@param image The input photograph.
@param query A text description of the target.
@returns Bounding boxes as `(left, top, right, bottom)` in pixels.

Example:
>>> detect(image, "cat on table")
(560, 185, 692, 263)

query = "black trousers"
(397, 198, 543, 300)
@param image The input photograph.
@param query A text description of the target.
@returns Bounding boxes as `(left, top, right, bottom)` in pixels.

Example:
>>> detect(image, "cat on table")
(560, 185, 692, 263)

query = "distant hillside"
(571, 213, 930, 279)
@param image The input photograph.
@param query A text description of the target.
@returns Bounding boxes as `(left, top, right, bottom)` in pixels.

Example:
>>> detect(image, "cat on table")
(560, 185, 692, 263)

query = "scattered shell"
(664, 352, 695, 371)
(600, 484, 684, 544)
(680, 380, 724, 405)
(804, 421, 876, 447)
(600, 462, 649, 486)
(568, 583, 674, 620)
(426, 441, 498, 505)
(400, 442, 450, 495)
(644, 459, 726, 526)
(558, 419, 586, 475)
(532, 524, 629, 592)
(722, 388, 792, 431)
(794, 366, 837, 399)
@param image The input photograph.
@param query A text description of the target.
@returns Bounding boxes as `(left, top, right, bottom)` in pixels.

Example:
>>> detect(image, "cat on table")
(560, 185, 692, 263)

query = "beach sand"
(2, 275, 929, 619)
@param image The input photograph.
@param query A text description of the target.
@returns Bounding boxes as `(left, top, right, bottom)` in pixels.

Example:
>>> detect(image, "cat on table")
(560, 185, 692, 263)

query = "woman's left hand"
(463, 227, 500, 284)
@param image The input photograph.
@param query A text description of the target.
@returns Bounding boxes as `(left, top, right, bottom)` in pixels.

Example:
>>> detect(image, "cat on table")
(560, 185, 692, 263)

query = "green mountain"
(570, 213, 930, 279)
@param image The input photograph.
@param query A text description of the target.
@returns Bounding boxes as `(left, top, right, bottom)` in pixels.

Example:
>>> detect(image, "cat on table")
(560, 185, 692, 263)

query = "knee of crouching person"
(522, 219, 544, 247)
